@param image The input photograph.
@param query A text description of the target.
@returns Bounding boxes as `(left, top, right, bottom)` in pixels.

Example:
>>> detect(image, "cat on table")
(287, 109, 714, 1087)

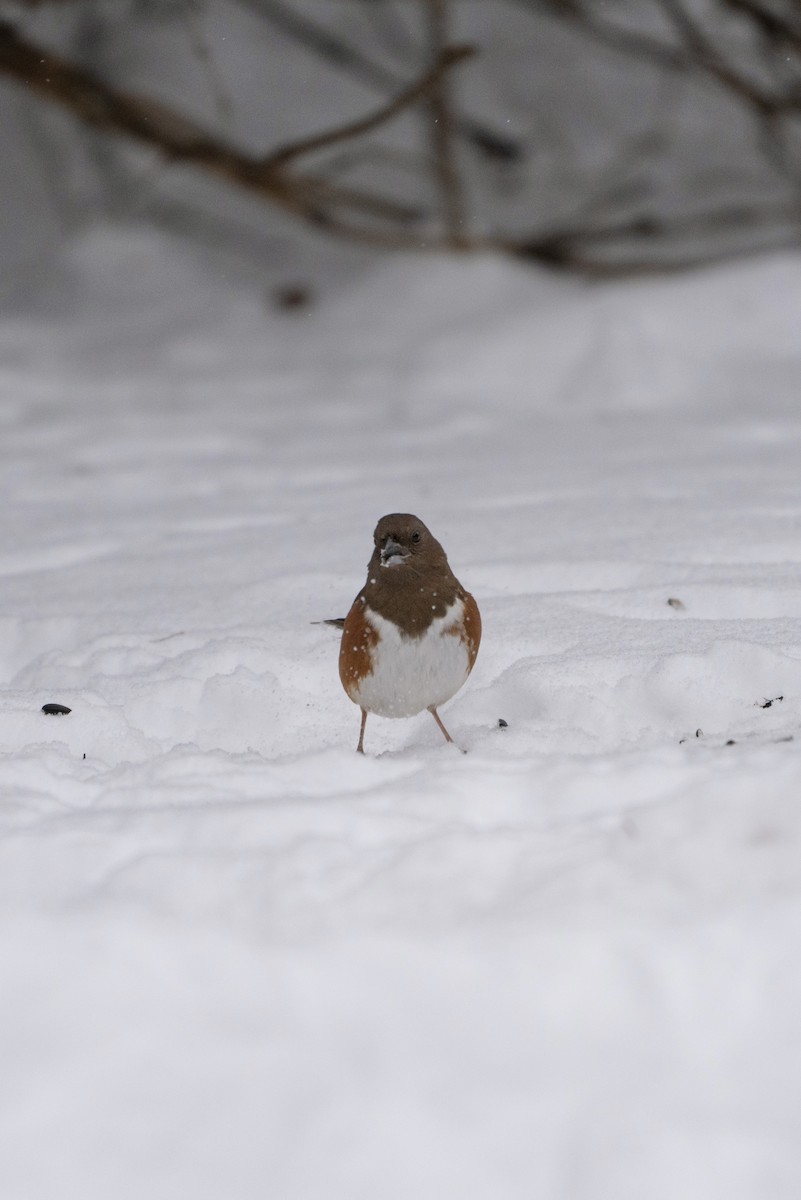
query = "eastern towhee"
(335, 513, 481, 753)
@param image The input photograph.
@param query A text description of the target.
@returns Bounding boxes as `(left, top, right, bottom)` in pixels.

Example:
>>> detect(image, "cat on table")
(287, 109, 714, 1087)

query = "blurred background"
(3, 0, 801, 303)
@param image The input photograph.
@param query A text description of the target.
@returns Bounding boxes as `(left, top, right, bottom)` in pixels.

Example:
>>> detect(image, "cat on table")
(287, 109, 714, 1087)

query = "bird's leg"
(356, 707, 368, 754)
(429, 706, 454, 744)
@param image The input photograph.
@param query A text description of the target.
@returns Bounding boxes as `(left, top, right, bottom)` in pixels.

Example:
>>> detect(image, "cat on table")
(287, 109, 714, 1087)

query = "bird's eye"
(411, 531, 421, 543)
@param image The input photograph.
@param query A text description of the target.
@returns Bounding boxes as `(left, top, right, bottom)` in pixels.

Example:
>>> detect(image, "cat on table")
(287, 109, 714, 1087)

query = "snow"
(2, 225, 801, 1198)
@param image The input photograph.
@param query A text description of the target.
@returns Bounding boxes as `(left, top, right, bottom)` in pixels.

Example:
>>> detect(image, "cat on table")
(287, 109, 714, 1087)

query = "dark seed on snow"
(272, 284, 313, 312)
(667, 598, 685, 610)
(42, 703, 71, 716)
(498, 718, 508, 728)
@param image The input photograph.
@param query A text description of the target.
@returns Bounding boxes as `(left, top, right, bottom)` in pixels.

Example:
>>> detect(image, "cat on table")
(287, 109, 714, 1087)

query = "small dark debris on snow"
(679, 728, 703, 744)
(725, 739, 737, 746)
(272, 284, 314, 313)
(42, 703, 71, 716)
(498, 718, 508, 729)
(757, 695, 783, 709)
(775, 735, 794, 743)
(667, 597, 685, 611)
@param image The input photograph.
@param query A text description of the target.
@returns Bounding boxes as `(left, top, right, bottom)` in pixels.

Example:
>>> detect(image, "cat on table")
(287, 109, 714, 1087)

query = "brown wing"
(461, 591, 481, 672)
(338, 598, 379, 701)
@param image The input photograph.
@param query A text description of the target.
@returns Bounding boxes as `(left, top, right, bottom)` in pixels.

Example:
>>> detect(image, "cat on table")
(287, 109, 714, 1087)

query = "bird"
(337, 513, 481, 753)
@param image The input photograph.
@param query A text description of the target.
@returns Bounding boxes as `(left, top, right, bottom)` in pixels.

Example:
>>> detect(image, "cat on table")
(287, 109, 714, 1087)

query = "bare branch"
(659, 0, 781, 113)
(514, 0, 798, 113)
(179, 0, 236, 127)
(504, 195, 801, 272)
(264, 43, 475, 167)
(514, 0, 801, 187)
(236, 0, 522, 163)
(507, 0, 690, 73)
(2, 6, 799, 277)
(726, 0, 801, 53)
(0, 19, 445, 232)
(423, 0, 469, 247)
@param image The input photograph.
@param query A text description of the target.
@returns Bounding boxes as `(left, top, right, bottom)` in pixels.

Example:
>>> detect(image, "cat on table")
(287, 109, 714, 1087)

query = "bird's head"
(372, 513, 447, 573)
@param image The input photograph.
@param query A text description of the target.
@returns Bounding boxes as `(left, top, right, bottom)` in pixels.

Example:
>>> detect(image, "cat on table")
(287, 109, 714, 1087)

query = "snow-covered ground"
(2, 227, 801, 1199)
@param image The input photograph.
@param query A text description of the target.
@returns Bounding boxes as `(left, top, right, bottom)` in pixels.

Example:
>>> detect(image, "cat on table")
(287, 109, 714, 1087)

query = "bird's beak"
(380, 537, 408, 567)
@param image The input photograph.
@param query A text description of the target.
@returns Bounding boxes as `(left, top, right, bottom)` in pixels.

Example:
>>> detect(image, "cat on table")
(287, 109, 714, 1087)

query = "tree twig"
(0, 20, 470, 233)
(508, 0, 690, 73)
(424, 0, 469, 246)
(659, 0, 781, 114)
(506, 195, 801, 267)
(264, 43, 474, 167)
(514, 0, 801, 185)
(235, 0, 521, 163)
(179, 0, 236, 127)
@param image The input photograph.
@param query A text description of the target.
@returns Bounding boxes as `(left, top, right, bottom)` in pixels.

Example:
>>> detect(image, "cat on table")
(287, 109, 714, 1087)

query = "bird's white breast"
(352, 597, 471, 718)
